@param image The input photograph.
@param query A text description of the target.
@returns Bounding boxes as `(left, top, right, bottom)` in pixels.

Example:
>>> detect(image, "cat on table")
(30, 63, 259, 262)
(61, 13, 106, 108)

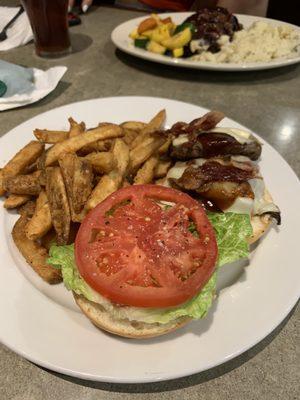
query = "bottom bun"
(248, 188, 276, 244)
(249, 214, 273, 244)
(74, 293, 191, 339)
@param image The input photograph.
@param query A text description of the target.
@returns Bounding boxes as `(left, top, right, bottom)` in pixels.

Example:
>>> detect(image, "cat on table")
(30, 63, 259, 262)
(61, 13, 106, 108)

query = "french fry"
(154, 160, 172, 178)
(155, 178, 165, 185)
(4, 194, 31, 209)
(78, 139, 113, 155)
(25, 190, 52, 240)
(41, 224, 79, 251)
(2, 141, 44, 178)
(72, 160, 93, 215)
(158, 137, 172, 155)
(134, 156, 158, 185)
(112, 139, 130, 176)
(83, 152, 114, 174)
(122, 128, 140, 146)
(36, 151, 46, 170)
(120, 121, 147, 131)
(34, 129, 69, 144)
(40, 228, 56, 251)
(129, 137, 165, 172)
(86, 140, 129, 210)
(86, 173, 121, 211)
(143, 109, 166, 135)
(59, 153, 93, 222)
(130, 110, 166, 149)
(4, 171, 41, 196)
(38, 169, 47, 187)
(46, 167, 71, 245)
(68, 117, 86, 138)
(0, 169, 5, 196)
(45, 124, 123, 166)
(22, 159, 39, 174)
(18, 200, 36, 218)
(12, 216, 62, 284)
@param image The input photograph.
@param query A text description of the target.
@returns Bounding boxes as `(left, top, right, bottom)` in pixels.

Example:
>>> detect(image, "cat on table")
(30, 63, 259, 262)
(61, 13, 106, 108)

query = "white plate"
(0, 97, 299, 383)
(111, 13, 300, 71)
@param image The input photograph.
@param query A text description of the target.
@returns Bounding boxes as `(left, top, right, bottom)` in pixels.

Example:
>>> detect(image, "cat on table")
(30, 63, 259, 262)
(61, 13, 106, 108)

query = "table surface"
(0, 3, 299, 400)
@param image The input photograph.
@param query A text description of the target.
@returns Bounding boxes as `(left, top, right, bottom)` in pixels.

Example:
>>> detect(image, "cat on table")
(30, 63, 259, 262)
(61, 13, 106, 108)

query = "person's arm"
(69, 0, 93, 13)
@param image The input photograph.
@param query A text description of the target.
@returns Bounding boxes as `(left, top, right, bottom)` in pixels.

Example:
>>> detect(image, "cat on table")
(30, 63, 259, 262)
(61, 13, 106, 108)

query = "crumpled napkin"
(0, 60, 67, 111)
(0, 6, 33, 51)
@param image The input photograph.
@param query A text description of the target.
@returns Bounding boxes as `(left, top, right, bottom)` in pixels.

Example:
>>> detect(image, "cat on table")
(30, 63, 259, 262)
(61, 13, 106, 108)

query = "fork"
(0, 6, 24, 42)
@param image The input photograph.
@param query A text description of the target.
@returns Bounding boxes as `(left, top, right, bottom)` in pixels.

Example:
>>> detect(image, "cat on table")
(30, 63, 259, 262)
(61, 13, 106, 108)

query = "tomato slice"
(75, 185, 217, 308)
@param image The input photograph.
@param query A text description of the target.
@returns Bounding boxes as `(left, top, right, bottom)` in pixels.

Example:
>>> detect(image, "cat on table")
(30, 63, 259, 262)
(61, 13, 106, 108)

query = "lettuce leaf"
(48, 244, 216, 324)
(47, 212, 252, 324)
(207, 212, 253, 266)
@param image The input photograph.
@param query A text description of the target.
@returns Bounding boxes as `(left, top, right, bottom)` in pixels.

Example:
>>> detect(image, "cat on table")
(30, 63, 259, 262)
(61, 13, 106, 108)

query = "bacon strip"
(173, 161, 256, 190)
(170, 131, 262, 161)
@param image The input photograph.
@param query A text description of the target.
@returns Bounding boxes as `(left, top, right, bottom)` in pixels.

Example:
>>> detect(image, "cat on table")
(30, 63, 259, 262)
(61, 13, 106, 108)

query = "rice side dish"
(190, 21, 300, 63)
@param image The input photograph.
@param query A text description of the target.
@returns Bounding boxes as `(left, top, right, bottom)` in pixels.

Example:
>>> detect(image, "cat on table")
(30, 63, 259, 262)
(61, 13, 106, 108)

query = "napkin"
(0, 7, 33, 51)
(0, 60, 67, 111)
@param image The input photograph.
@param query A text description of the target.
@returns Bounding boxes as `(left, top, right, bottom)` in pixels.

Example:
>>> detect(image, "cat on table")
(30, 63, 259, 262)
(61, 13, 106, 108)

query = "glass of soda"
(21, 0, 71, 58)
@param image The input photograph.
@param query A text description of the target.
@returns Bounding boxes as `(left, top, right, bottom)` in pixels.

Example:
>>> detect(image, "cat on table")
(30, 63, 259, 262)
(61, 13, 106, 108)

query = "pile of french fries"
(0, 110, 173, 284)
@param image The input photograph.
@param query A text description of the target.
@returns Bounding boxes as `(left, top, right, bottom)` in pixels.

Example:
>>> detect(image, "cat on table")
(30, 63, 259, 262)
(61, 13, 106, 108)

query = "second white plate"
(111, 12, 300, 71)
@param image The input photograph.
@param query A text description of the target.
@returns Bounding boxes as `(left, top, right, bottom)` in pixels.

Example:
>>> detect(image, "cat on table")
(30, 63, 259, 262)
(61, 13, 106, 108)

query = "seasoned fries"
(12, 216, 62, 284)
(86, 173, 121, 211)
(68, 117, 85, 138)
(134, 156, 158, 184)
(3, 171, 41, 195)
(34, 129, 69, 144)
(112, 139, 130, 176)
(4, 194, 31, 209)
(83, 152, 114, 174)
(25, 190, 52, 240)
(78, 139, 112, 155)
(1, 110, 175, 284)
(120, 121, 147, 131)
(86, 139, 129, 211)
(18, 200, 36, 218)
(45, 124, 123, 166)
(46, 167, 71, 245)
(130, 137, 165, 172)
(130, 110, 166, 149)
(0, 169, 5, 196)
(59, 153, 93, 222)
(154, 160, 172, 178)
(2, 141, 44, 178)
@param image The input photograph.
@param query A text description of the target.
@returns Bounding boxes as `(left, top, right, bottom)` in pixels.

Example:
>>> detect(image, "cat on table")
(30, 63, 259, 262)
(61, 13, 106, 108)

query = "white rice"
(190, 21, 300, 63)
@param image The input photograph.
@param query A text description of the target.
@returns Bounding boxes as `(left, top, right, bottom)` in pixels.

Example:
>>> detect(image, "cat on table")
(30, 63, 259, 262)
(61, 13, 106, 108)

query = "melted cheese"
(165, 161, 278, 216)
(172, 134, 189, 147)
(209, 127, 254, 144)
(172, 127, 258, 149)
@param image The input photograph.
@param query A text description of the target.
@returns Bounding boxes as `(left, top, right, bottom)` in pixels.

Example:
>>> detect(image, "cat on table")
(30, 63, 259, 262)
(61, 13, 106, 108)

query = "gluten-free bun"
(74, 293, 190, 339)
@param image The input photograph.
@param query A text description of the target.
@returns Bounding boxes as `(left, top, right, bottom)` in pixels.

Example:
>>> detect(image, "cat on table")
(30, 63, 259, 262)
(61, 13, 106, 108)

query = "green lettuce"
(208, 212, 253, 267)
(48, 212, 252, 325)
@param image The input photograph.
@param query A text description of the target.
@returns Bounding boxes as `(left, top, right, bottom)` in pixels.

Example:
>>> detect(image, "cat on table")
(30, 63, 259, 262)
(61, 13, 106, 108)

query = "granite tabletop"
(0, 3, 299, 400)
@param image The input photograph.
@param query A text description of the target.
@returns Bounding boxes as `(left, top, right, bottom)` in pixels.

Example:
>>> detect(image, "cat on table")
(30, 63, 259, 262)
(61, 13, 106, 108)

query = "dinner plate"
(111, 12, 300, 71)
(0, 97, 299, 383)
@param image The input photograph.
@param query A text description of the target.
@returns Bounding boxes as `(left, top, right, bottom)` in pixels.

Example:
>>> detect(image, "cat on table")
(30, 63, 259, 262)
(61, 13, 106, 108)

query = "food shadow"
(113, 47, 300, 86)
